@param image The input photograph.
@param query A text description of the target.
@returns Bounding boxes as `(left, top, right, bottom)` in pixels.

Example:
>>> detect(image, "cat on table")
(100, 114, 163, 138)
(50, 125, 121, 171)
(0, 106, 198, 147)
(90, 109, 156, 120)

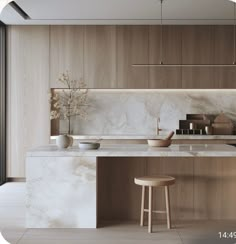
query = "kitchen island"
(26, 144, 236, 228)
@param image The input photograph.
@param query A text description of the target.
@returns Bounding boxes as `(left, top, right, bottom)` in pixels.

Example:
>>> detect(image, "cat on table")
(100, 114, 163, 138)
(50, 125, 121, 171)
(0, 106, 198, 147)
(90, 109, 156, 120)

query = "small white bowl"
(78, 142, 100, 150)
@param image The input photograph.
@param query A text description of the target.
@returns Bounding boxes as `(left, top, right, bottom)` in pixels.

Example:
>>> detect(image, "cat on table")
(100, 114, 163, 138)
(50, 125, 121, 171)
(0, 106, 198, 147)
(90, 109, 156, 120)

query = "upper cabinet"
(84, 26, 117, 88)
(182, 26, 216, 88)
(214, 25, 234, 65)
(117, 26, 149, 88)
(182, 26, 215, 65)
(50, 26, 84, 88)
(148, 25, 182, 88)
(214, 26, 236, 88)
(50, 25, 236, 89)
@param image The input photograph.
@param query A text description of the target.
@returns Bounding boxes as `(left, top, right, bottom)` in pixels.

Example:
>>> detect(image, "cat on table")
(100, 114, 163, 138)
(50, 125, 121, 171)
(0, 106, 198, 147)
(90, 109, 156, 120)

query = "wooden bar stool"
(134, 175, 175, 233)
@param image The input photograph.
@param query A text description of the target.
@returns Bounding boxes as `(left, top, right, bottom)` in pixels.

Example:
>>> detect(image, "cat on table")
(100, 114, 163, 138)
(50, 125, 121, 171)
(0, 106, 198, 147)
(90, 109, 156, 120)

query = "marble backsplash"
(58, 90, 236, 135)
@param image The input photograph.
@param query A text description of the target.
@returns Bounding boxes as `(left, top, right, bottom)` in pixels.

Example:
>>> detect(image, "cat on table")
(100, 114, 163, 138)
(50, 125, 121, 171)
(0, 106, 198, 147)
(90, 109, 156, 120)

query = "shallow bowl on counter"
(78, 142, 100, 150)
(147, 139, 172, 147)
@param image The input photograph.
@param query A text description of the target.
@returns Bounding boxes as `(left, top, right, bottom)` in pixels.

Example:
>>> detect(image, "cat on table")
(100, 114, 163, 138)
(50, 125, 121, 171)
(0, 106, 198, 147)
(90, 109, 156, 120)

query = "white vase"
(69, 136, 74, 146)
(56, 135, 71, 149)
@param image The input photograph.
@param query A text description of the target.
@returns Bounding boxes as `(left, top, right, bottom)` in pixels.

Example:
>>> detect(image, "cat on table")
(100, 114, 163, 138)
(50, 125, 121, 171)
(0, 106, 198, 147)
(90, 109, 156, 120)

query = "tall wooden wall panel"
(7, 26, 50, 177)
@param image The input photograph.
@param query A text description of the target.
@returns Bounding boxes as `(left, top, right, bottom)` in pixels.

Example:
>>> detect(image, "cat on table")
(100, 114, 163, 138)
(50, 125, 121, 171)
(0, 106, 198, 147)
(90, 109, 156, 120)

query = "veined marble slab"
(26, 143, 236, 228)
(26, 156, 96, 228)
(51, 135, 236, 140)
(27, 144, 236, 157)
(57, 90, 236, 135)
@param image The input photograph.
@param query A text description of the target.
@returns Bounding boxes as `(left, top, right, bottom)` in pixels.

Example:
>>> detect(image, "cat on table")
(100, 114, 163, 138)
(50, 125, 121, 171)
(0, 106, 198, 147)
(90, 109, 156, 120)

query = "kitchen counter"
(26, 143, 236, 229)
(50, 135, 236, 140)
(28, 144, 236, 157)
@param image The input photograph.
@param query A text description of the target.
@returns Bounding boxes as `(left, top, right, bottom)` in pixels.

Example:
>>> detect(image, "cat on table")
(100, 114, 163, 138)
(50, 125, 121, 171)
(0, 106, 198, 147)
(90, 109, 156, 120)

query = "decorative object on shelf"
(176, 114, 214, 135)
(147, 131, 174, 147)
(176, 113, 234, 135)
(212, 113, 234, 135)
(50, 72, 89, 147)
(78, 142, 100, 150)
(56, 135, 72, 149)
(205, 126, 212, 135)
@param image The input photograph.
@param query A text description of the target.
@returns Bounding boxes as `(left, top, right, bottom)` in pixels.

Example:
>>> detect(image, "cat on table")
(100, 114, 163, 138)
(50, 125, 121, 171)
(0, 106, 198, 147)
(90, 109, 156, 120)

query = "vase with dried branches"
(50, 72, 89, 148)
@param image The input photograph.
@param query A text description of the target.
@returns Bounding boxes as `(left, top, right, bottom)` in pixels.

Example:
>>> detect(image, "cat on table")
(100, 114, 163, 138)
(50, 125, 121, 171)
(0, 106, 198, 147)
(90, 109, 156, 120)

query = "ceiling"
(0, 0, 235, 25)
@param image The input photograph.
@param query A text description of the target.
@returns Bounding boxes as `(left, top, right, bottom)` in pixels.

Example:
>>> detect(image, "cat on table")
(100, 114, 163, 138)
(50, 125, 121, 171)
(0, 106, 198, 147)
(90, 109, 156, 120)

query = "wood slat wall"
(48, 25, 236, 89)
(7, 26, 50, 177)
(97, 157, 236, 221)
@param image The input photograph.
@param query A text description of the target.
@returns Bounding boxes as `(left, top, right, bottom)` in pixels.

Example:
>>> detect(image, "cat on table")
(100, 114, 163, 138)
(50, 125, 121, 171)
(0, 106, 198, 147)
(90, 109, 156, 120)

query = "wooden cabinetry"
(48, 25, 236, 89)
(182, 26, 215, 65)
(84, 26, 117, 88)
(50, 26, 84, 88)
(214, 26, 236, 88)
(98, 157, 236, 221)
(149, 25, 182, 88)
(117, 26, 149, 88)
(182, 26, 217, 88)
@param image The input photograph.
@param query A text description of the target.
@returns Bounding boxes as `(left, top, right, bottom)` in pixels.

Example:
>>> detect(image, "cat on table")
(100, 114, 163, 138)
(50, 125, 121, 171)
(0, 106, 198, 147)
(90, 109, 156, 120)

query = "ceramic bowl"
(78, 142, 100, 150)
(147, 139, 171, 147)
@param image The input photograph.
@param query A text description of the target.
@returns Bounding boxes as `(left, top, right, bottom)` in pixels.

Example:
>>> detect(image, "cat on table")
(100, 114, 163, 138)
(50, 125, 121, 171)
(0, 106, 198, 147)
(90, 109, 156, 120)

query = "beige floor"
(0, 183, 235, 244)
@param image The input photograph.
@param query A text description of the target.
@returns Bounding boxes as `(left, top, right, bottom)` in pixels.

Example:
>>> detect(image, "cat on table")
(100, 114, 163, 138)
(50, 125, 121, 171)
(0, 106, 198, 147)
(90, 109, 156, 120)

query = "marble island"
(28, 144, 236, 157)
(26, 144, 236, 228)
(51, 135, 236, 140)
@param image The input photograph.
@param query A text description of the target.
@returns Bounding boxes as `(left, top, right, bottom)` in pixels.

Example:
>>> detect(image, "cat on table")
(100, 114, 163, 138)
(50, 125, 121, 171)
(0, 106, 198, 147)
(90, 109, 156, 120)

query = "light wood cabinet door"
(214, 26, 236, 88)
(50, 26, 84, 88)
(7, 26, 50, 177)
(182, 26, 215, 64)
(84, 26, 116, 88)
(117, 26, 149, 88)
(182, 26, 217, 88)
(148, 25, 182, 88)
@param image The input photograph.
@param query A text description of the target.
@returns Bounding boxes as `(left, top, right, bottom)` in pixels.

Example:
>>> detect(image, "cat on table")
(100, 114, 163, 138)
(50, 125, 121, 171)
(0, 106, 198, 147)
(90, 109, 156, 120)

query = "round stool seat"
(134, 175, 175, 187)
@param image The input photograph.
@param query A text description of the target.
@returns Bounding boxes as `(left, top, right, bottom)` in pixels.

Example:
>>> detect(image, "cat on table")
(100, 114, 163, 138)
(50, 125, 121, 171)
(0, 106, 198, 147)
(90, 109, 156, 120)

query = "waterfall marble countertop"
(50, 135, 236, 140)
(27, 144, 236, 157)
(25, 143, 236, 228)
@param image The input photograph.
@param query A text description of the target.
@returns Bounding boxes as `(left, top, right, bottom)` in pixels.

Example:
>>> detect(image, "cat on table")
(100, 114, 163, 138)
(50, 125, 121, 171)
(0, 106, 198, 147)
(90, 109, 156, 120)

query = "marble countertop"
(27, 144, 236, 157)
(50, 135, 236, 140)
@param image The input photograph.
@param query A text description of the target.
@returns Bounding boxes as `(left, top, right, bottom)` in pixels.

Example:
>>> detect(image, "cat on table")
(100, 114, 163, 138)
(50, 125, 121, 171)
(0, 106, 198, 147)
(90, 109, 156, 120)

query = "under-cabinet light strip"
(51, 89, 236, 93)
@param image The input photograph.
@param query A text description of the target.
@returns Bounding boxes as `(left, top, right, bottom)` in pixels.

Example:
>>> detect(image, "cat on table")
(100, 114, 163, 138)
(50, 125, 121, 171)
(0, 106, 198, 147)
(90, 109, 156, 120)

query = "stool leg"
(165, 186, 171, 229)
(140, 186, 145, 226)
(148, 186, 152, 233)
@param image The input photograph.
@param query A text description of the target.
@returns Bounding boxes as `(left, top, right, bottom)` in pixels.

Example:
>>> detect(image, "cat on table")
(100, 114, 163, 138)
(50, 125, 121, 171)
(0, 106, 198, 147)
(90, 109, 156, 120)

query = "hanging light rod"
(132, 64, 236, 67)
(132, 0, 236, 67)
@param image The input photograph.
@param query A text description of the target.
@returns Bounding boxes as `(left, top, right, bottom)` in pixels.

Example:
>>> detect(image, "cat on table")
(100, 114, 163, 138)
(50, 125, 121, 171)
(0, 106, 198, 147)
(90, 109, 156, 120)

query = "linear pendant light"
(132, 0, 236, 67)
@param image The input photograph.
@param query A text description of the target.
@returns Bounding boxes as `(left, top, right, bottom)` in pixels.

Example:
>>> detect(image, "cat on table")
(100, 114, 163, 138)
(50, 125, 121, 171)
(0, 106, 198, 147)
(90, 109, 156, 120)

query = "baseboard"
(7, 178, 26, 182)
